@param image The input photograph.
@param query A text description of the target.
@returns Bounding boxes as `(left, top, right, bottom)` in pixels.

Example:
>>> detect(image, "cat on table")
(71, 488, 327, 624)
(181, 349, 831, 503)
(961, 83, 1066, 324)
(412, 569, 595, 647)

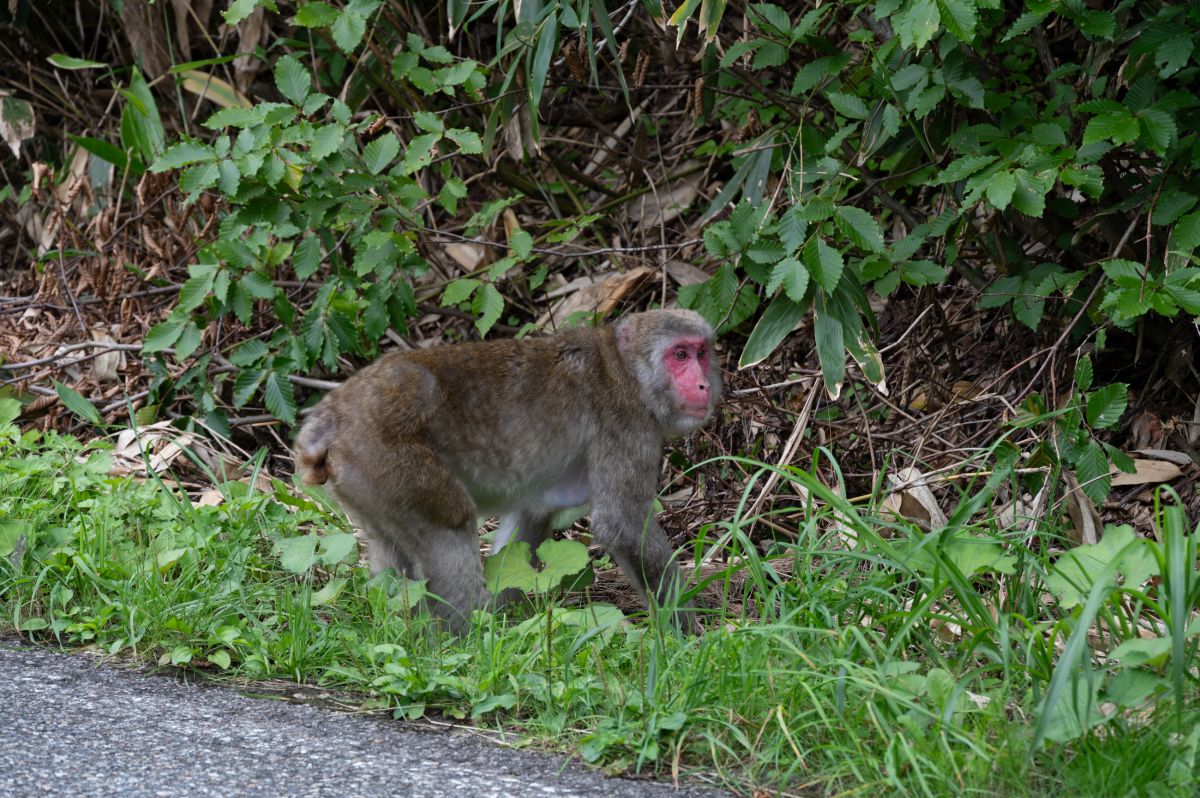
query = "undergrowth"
(2, 402, 1197, 798)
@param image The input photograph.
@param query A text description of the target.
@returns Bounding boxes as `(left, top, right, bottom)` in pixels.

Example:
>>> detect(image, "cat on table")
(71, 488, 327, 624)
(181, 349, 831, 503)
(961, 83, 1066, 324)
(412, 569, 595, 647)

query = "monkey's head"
(617, 309, 721, 437)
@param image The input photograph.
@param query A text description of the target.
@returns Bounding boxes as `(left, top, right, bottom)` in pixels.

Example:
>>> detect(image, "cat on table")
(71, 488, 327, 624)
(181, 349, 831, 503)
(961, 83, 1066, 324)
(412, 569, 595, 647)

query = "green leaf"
(1171, 212, 1200, 251)
(445, 128, 482, 155)
(174, 322, 202, 361)
(150, 140, 215, 172)
(509, 229, 533, 259)
(803, 237, 844, 293)
(398, 132, 441, 175)
(767, 256, 810, 303)
(120, 69, 165, 164)
(274, 55, 310, 105)
(484, 538, 591, 595)
(812, 291, 845, 398)
(1083, 110, 1139, 146)
(317, 532, 358, 565)
(143, 318, 185, 352)
(442, 278, 479, 305)
(530, 10, 558, 106)
(362, 132, 400, 174)
(932, 155, 996, 185)
(1045, 525, 1156, 609)
(936, 0, 976, 42)
(1074, 441, 1112, 505)
(834, 206, 884, 252)
(330, 7, 369, 52)
(293, 236, 323, 280)
(826, 91, 869, 120)
(276, 534, 320, 573)
(985, 171, 1016, 210)
(54, 382, 103, 425)
(1074, 356, 1093, 392)
(473, 283, 504, 337)
(894, 0, 940, 50)
(263, 370, 297, 424)
(293, 2, 340, 27)
(48, 54, 107, 70)
(1085, 383, 1128, 429)
(739, 294, 806, 368)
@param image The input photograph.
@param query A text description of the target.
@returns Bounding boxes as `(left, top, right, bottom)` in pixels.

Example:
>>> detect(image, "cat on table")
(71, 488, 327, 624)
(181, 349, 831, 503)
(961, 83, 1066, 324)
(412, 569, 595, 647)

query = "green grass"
(1, 409, 1198, 797)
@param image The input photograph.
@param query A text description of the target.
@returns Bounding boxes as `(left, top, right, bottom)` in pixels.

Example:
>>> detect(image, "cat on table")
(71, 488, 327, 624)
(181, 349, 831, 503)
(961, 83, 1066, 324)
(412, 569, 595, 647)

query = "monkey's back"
(296, 326, 652, 511)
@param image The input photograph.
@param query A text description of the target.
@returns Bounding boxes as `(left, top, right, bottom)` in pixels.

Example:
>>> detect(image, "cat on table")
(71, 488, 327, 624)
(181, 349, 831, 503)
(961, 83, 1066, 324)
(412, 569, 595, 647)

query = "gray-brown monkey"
(295, 309, 720, 632)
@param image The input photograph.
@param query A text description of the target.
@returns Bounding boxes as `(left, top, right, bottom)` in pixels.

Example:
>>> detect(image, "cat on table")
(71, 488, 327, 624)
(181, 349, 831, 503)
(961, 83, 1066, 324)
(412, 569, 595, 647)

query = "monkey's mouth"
(680, 404, 710, 419)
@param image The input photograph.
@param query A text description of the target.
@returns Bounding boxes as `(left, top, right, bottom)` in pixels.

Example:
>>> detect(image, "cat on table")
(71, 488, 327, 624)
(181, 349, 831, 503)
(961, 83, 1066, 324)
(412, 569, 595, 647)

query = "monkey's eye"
(696, 347, 707, 359)
(674, 349, 689, 360)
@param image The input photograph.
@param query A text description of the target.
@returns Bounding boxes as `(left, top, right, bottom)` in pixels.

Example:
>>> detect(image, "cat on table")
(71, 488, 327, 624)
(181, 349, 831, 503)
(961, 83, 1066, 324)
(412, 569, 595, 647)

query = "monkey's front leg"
(589, 477, 698, 633)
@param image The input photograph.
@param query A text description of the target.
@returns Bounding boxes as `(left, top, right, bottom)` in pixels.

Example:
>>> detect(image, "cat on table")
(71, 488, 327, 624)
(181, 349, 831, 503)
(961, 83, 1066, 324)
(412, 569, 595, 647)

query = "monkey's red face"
(663, 336, 714, 419)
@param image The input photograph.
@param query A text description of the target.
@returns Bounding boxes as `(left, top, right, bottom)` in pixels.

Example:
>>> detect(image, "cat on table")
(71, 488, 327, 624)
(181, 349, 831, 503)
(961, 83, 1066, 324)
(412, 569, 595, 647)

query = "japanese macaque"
(295, 309, 720, 632)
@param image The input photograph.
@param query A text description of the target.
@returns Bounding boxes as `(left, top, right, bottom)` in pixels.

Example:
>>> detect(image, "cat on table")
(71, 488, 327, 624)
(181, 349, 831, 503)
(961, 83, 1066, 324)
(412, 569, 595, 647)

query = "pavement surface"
(0, 642, 725, 797)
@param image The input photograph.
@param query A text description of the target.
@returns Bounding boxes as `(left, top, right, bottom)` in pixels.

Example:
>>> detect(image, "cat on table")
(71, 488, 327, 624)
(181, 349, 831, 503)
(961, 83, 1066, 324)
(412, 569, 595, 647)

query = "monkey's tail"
(295, 409, 334, 485)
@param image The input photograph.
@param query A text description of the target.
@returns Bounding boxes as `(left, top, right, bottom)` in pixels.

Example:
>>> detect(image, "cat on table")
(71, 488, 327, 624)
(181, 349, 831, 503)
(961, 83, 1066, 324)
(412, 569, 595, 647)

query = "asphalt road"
(0, 642, 725, 798)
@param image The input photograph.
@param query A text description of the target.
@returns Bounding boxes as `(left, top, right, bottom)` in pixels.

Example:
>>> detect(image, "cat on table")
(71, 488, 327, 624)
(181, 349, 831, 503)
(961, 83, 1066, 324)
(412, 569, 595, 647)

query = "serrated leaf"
(1171, 212, 1200, 251)
(985, 171, 1016, 210)
(1074, 356, 1093, 392)
(150, 140, 216, 172)
(263, 370, 297, 424)
(362, 132, 400, 174)
(274, 55, 310, 105)
(54, 382, 103, 425)
(894, 0, 940, 50)
(826, 91, 869, 120)
(1086, 383, 1128, 429)
(442, 278, 479, 305)
(803, 237, 844, 293)
(767, 256, 810, 303)
(445, 128, 482, 155)
(473, 282, 504, 336)
(143, 319, 185, 352)
(330, 8, 368, 52)
(293, 236, 323, 279)
(293, 2, 340, 27)
(509, 229, 533, 259)
(309, 123, 344, 160)
(834, 206, 884, 252)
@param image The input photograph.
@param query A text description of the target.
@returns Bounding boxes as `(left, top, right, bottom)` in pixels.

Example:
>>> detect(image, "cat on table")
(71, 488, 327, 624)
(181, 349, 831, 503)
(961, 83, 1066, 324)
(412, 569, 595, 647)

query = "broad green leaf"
(739, 294, 806, 368)
(813, 291, 845, 397)
(803, 237, 844, 293)
(894, 0, 940, 50)
(1045, 525, 1156, 609)
(445, 128, 482, 154)
(54, 382, 103, 425)
(330, 7, 369, 52)
(293, 2, 340, 27)
(317, 532, 358, 565)
(834, 206, 884, 252)
(121, 69, 165, 163)
(274, 54, 310, 105)
(143, 318, 185, 352)
(473, 282, 504, 336)
(985, 170, 1016, 210)
(442, 278, 479, 305)
(826, 92, 869, 120)
(362, 132, 400, 174)
(263, 370, 297, 424)
(767, 256, 809, 303)
(1086, 383, 1128, 429)
(276, 534, 320, 573)
(1074, 356, 1093, 392)
(151, 140, 215, 172)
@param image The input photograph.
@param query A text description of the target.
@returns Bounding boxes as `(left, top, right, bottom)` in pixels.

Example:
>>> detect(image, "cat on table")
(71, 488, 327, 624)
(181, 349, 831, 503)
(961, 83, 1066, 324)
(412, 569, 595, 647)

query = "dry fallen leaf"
(881, 466, 947, 529)
(1110, 458, 1183, 486)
